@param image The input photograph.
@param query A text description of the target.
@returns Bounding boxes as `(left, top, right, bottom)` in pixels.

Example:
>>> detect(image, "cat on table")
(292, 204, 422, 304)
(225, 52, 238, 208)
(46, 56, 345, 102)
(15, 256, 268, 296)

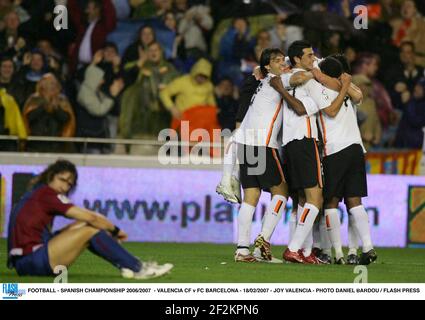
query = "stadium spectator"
(321, 32, 342, 58)
(253, 30, 271, 63)
(22, 73, 76, 152)
(36, 38, 64, 77)
(112, 0, 131, 20)
(19, 0, 74, 57)
(0, 10, 28, 60)
(394, 77, 425, 149)
(218, 17, 255, 86)
(387, 41, 424, 109)
(162, 11, 185, 60)
(0, 0, 30, 24)
(174, 0, 188, 21)
(0, 56, 24, 108)
(177, 0, 213, 58)
(160, 57, 216, 128)
(379, 0, 401, 22)
(344, 45, 357, 68)
(354, 53, 398, 147)
(6, 159, 173, 279)
(76, 50, 124, 153)
(353, 74, 382, 150)
(96, 42, 123, 138)
(0, 87, 26, 151)
(67, 0, 117, 73)
(268, 14, 303, 53)
(215, 77, 238, 132)
(123, 25, 156, 84)
(97, 42, 122, 93)
(15, 49, 51, 108)
(120, 41, 178, 155)
(130, 0, 172, 19)
(219, 17, 254, 66)
(391, 0, 425, 67)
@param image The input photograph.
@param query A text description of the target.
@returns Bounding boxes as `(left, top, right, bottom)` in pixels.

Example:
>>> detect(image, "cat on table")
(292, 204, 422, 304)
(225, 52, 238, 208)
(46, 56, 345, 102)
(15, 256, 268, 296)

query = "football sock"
(289, 209, 297, 243)
(325, 209, 344, 260)
(312, 219, 321, 249)
(236, 202, 256, 254)
(349, 205, 374, 253)
(222, 136, 237, 185)
(288, 203, 320, 252)
(302, 230, 313, 257)
(88, 231, 141, 272)
(297, 204, 303, 223)
(348, 214, 359, 256)
(261, 195, 287, 241)
(290, 204, 303, 243)
(320, 216, 332, 256)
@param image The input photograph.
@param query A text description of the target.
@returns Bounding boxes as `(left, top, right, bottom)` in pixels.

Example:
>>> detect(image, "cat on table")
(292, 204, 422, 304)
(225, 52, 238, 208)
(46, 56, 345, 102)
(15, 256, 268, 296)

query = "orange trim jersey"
(234, 73, 290, 149)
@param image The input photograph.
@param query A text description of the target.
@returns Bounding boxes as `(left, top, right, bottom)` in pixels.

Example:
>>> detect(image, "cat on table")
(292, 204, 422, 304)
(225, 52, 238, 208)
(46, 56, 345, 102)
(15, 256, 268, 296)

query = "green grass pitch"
(1, 239, 424, 283)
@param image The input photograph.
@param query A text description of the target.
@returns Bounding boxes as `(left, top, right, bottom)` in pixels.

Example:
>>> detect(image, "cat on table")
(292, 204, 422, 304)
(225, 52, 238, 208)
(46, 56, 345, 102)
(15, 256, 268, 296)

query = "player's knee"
(325, 197, 340, 209)
(346, 197, 362, 209)
(311, 193, 324, 209)
(243, 188, 261, 206)
(270, 184, 288, 198)
(80, 225, 101, 238)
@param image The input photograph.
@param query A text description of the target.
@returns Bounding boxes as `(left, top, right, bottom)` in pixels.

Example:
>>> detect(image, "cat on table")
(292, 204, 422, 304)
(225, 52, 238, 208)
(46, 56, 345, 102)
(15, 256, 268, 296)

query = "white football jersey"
(311, 85, 366, 156)
(234, 73, 290, 149)
(281, 68, 322, 146)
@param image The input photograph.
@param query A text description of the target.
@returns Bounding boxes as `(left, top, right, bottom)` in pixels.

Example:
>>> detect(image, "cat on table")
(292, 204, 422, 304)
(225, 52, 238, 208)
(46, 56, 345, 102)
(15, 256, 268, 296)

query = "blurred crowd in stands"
(0, 0, 424, 154)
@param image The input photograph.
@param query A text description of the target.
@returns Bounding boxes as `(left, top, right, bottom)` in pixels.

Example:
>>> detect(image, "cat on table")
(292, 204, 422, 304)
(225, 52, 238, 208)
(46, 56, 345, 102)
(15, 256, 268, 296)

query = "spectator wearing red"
(391, 0, 425, 67)
(68, 0, 117, 73)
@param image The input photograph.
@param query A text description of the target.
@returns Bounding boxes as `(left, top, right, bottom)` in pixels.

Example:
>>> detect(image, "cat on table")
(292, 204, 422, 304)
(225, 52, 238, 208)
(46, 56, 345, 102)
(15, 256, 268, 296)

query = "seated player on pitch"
(7, 159, 173, 279)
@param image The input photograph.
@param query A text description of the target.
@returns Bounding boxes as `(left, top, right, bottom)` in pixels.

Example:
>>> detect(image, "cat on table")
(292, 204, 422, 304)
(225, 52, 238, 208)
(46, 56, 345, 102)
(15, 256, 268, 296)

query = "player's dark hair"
(319, 57, 343, 78)
(329, 53, 351, 74)
(260, 48, 284, 77)
(288, 40, 312, 66)
(29, 159, 78, 194)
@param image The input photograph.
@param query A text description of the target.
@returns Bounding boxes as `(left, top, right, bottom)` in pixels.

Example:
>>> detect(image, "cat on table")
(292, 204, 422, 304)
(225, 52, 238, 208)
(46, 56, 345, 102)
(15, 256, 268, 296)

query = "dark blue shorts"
(14, 245, 54, 276)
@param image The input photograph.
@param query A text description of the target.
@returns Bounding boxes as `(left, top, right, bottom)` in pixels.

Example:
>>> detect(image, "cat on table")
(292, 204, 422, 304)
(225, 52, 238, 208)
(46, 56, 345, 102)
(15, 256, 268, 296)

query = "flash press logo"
(2, 283, 26, 300)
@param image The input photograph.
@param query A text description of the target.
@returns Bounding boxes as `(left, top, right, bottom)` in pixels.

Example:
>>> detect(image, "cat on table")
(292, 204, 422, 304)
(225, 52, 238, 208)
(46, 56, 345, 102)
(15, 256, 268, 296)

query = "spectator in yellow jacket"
(0, 88, 27, 151)
(160, 58, 216, 122)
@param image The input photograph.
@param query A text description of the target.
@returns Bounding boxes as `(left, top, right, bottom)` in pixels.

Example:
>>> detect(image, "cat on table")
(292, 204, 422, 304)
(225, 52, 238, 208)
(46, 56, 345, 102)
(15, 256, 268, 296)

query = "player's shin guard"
(88, 231, 141, 272)
(349, 205, 374, 253)
(237, 202, 256, 254)
(288, 203, 320, 252)
(325, 209, 344, 259)
(260, 195, 287, 241)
